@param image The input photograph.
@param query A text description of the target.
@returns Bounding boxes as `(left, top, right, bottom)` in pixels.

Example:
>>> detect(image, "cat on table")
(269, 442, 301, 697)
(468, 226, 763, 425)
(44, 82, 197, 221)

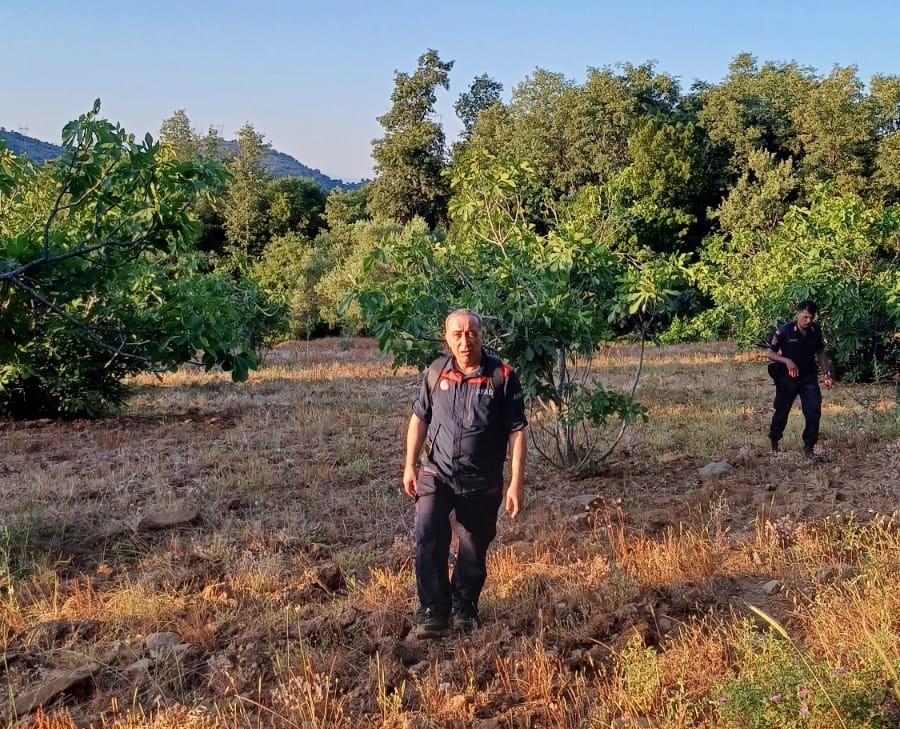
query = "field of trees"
(1, 48, 899, 727)
(2, 51, 899, 421)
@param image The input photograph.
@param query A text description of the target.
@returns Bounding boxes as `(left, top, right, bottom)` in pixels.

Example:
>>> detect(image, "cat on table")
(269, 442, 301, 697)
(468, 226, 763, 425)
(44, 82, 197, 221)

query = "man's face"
(795, 308, 815, 331)
(445, 314, 483, 370)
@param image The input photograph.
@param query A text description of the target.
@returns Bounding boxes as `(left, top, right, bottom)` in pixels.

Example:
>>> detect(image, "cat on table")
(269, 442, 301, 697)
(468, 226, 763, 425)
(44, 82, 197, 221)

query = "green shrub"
(251, 232, 325, 339)
(715, 622, 893, 729)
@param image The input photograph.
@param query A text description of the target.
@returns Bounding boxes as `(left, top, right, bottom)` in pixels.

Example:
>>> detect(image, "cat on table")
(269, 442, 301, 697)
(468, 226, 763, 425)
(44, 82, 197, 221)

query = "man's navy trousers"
(414, 469, 503, 620)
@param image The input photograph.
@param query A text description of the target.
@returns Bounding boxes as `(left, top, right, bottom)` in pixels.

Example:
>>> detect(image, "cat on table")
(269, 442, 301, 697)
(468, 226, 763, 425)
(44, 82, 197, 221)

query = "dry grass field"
(1, 338, 898, 728)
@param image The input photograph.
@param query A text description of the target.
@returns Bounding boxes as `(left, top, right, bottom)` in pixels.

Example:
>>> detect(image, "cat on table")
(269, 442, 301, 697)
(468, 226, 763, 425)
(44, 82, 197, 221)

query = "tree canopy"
(0, 102, 261, 417)
(367, 49, 454, 229)
(9, 49, 900, 421)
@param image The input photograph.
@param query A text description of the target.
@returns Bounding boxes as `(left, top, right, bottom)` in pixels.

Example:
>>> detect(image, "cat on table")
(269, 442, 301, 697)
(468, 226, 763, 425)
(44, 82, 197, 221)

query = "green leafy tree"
(696, 188, 900, 380)
(199, 124, 224, 158)
(351, 152, 689, 469)
(324, 186, 369, 229)
(454, 74, 504, 137)
(223, 122, 271, 256)
(870, 74, 900, 203)
(159, 109, 200, 161)
(251, 186, 374, 338)
(698, 54, 813, 179)
(697, 54, 814, 234)
(792, 65, 874, 197)
(263, 177, 327, 240)
(368, 49, 453, 228)
(0, 102, 260, 418)
(710, 148, 798, 235)
(698, 56, 884, 216)
(611, 117, 704, 252)
(317, 217, 425, 334)
(576, 62, 686, 185)
(159, 114, 229, 253)
(251, 232, 324, 338)
(459, 62, 706, 252)
(503, 69, 578, 197)
(494, 63, 687, 197)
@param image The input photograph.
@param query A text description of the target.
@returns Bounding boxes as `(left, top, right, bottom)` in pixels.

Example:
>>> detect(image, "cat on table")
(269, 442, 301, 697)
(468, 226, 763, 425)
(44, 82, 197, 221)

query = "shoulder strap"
(766, 322, 787, 348)
(426, 355, 451, 400)
(491, 362, 510, 392)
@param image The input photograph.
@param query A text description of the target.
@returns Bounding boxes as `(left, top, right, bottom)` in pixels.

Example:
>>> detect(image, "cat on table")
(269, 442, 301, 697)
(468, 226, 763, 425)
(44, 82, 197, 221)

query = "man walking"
(765, 300, 834, 462)
(402, 309, 527, 639)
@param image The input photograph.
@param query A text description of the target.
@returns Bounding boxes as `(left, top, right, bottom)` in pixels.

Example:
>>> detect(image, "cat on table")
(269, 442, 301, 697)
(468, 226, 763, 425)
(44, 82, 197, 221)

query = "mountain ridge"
(0, 127, 363, 191)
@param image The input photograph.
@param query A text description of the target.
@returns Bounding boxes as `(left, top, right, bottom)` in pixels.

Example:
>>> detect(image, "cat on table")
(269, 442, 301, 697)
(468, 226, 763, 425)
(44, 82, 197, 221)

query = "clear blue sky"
(3, 0, 899, 182)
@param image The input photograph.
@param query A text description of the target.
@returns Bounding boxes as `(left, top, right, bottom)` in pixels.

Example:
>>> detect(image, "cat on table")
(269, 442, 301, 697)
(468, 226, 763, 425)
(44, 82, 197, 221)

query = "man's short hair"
(796, 300, 818, 317)
(444, 308, 483, 331)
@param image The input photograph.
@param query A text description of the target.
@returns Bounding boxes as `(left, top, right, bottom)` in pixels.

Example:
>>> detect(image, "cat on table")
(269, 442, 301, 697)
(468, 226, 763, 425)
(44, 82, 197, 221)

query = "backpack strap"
(426, 355, 451, 402)
(491, 362, 511, 393)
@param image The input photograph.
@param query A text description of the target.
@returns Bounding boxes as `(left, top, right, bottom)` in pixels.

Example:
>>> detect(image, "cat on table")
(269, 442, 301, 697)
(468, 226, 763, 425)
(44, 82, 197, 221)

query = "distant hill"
(0, 128, 64, 165)
(215, 139, 364, 190)
(0, 127, 364, 191)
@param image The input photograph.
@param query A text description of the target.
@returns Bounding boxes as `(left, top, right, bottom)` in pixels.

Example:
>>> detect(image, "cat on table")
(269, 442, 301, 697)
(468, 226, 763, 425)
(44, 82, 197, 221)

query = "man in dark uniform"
(402, 309, 527, 639)
(765, 300, 834, 462)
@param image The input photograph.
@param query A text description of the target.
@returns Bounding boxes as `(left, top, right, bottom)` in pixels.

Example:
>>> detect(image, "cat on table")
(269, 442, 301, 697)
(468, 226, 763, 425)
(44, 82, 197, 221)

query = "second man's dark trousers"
(769, 374, 822, 449)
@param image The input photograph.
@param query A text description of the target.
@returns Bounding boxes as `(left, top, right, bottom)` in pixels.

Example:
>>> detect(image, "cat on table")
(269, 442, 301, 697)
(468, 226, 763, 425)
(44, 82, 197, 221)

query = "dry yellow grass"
(1, 338, 898, 727)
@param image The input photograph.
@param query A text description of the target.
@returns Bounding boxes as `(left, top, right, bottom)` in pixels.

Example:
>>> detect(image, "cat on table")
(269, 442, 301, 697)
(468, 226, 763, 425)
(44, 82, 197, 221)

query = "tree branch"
(1, 220, 159, 282)
(5, 275, 152, 365)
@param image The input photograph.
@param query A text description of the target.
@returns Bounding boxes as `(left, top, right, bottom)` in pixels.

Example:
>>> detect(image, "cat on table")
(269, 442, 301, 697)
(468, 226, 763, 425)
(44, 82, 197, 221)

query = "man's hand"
(402, 464, 418, 499)
(784, 358, 799, 377)
(403, 414, 427, 500)
(822, 374, 834, 389)
(505, 482, 523, 519)
(505, 428, 527, 519)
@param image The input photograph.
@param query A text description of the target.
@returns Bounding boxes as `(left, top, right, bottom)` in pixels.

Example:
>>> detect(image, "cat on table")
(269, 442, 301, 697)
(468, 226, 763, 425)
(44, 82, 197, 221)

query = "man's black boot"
(451, 601, 481, 633)
(414, 608, 449, 640)
(803, 447, 823, 464)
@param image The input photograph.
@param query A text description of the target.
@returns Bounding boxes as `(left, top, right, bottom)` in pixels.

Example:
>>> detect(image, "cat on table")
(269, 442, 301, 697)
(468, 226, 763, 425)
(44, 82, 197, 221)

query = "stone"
(817, 563, 858, 583)
(124, 658, 153, 680)
(145, 631, 184, 651)
(698, 461, 734, 480)
(135, 505, 200, 532)
(145, 632, 194, 661)
(761, 579, 782, 595)
(572, 494, 603, 512)
(14, 663, 99, 716)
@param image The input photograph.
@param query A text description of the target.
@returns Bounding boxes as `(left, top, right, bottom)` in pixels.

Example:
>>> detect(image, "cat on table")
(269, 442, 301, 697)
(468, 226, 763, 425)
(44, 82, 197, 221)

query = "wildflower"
(717, 696, 727, 704)
(836, 666, 847, 674)
(800, 702, 810, 715)
(770, 694, 782, 703)
(797, 688, 809, 699)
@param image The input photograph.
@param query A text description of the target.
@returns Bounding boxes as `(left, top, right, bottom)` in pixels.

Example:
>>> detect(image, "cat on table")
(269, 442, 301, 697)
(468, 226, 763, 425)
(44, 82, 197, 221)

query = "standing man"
(402, 309, 527, 639)
(765, 300, 834, 462)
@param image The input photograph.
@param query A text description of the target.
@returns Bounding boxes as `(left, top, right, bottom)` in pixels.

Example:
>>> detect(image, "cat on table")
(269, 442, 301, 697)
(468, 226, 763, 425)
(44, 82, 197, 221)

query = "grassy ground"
(1, 338, 898, 728)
